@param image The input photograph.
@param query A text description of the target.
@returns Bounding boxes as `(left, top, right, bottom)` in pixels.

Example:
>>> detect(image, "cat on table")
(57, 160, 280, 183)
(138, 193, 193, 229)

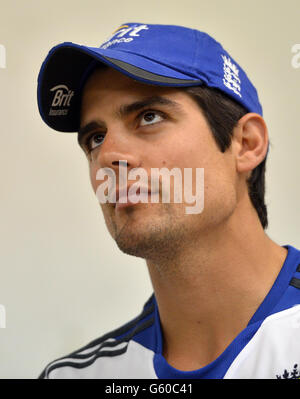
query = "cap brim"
(37, 43, 203, 132)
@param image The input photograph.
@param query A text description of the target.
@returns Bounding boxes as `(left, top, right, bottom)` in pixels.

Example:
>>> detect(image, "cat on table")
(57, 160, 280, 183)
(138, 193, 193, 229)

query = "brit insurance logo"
(221, 54, 242, 98)
(100, 24, 149, 50)
(48, 84, 74, 116)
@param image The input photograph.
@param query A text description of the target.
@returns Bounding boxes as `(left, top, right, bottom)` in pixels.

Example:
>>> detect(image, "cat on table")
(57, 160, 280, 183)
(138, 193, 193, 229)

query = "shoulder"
(38, 294, 157, 379)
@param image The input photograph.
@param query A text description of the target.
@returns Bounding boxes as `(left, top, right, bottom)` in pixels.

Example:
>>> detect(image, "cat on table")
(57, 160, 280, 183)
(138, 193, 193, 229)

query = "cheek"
(164, 127, 213, 170)
(202, 158, 238, 221)
(89, 164, 99, 194)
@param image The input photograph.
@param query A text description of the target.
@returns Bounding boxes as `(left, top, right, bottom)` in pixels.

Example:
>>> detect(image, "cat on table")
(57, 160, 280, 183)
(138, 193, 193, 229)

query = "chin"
(103, 202, 202, 259)
(115, 216, 189, 261)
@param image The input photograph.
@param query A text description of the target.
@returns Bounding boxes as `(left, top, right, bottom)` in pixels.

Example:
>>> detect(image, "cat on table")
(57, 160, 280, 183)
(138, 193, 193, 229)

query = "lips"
(113, 186, 159, 209)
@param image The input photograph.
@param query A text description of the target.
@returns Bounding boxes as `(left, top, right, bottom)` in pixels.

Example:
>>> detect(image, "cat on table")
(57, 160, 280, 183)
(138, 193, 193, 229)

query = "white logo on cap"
(101, 24, 149, 50)
(221, 55, 242, 98)
(49, 84, 74, 116)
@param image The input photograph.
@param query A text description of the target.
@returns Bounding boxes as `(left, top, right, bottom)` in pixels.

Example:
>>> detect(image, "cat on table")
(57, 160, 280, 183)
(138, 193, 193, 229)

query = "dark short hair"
(183, 86, 268, 229)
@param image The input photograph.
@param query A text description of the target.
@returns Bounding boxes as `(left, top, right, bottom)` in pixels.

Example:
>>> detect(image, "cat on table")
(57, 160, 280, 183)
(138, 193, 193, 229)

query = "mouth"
(114, 187, 159, 210)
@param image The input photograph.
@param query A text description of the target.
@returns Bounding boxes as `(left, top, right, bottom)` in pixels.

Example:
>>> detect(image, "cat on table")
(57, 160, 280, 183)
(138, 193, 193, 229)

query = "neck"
(146, 199, 288, 371)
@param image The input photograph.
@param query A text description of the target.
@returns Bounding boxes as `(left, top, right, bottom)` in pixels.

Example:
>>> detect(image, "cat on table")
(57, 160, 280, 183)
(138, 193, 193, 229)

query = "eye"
(139, 111, 164, 127)
(86, 132, 105, 152)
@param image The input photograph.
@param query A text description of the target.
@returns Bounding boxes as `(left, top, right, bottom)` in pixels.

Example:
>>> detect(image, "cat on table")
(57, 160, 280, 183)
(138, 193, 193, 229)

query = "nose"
(93, 128, 142, 173)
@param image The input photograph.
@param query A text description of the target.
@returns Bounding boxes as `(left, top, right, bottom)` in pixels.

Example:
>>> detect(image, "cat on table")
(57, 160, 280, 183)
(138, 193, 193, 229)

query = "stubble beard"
(103, 203, 190, 262)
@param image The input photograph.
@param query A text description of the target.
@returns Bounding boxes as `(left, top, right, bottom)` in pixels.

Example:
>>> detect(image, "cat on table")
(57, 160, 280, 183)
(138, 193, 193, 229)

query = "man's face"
(79, 67, 238, 260)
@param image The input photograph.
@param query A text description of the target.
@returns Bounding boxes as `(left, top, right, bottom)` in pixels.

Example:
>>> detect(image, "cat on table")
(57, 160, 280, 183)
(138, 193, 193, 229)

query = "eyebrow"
(77, 95, 183, 147)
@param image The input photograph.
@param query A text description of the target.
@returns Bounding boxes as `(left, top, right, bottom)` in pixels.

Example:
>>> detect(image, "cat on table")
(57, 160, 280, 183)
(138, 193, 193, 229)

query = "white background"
(0, 0, 299, 378)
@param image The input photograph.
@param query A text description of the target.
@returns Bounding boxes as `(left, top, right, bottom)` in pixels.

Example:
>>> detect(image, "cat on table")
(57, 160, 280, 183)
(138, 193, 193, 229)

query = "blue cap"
(37, 22, 263, 133)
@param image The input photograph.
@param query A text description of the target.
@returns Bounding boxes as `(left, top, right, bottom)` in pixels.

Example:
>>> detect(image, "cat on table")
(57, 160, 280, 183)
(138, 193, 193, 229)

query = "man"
(37, 23, 300, 379)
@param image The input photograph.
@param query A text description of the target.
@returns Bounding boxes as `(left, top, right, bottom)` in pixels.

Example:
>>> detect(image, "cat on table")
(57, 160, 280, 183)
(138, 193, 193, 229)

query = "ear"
(232, 113, 269, 177)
